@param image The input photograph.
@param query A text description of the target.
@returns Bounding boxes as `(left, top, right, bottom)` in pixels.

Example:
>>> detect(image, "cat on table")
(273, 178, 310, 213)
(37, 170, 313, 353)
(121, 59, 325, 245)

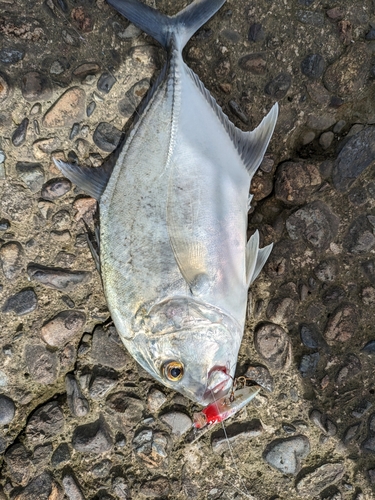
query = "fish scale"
(54, 0, 278, 410)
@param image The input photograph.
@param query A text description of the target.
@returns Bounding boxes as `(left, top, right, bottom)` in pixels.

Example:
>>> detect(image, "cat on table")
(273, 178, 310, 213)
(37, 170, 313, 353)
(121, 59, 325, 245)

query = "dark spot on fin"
(53, 158, 112, 200)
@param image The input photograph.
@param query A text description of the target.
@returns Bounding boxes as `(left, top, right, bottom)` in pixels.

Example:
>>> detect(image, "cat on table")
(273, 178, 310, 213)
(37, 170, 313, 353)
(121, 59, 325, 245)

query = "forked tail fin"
(107, 0, 226, 50)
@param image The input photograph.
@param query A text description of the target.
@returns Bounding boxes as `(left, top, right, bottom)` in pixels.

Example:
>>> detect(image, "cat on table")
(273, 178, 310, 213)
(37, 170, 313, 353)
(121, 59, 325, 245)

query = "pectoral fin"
(246, 231, 273, 286)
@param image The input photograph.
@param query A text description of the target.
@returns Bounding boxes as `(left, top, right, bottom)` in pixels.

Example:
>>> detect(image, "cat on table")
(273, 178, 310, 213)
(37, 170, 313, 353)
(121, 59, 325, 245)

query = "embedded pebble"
(309, 410, 337, 436)
(0, 73, 10, 102)
(239, 53, 267, 74)
(250, 172, 273, 201)
(97, 72, 117, 94)
(26, 401, 64, 443)
(62, 473, 85, 500)
(73, 197, 97, 224)
(286, 201, 339, 250)
(33, 443, 53, 466)
(73, 62, 100, 79)
(266, 297, 295, 324)
(160, 412, 192, 436)
(41, 178, 72, 200)
(306, 113, 336, 131)
(86, 101, 96, 117)
(12, 118, 29, 147)
(314, 259, 337, 282)
(336, 354, 361, 385)
(89, 369, 118, 400)
(295, 463, 345, 495)
(229, 100, 249, 124)
(296, 10, 324, 26)
(106, 392, 144, 425)
(0, 241, 24, 280)
(24, 343, 59, 384)
(91, 458, 112, 478)
(362, 340, 375, 354)
(12, 472, 56, 500)
(2, 288, 37, 316)
(362, 260, 375, 286)
(52, 209, 71, 230)
(72, 416, 113, 453)
(301, 54, 325, 79)
(344, 215, 375, 254)
(343, 423, 361, 444)
(324, 43, 370, 97)
(91, 325, 128, 369)
(212, 420, 263, 453)
(132, 429, 169, 468)
(0, 394, 15, 425)
(248, 22, 265, 42)
(43, 87, 86, 128)
(324, 303, 358, 343)
(50, 60, 64, 75)
(140, 477, 170, 498)
(319, 131, 334, 149)
(71, 6, 93, 32)
(28, 264, 91, 291)
(112, 477, 129, 499)
(263, 435, 310, 475)
(93, 122, 122, 152)
(4, 443, 33, 485)
(41, 310, 86, 347)
(147, 388, 167, 413)
(254, 323, 292, 370)
(0, 48, 24, 64)
(299, 353, 320, 378)
(21, 71, 52, 101)
(265, 72, 291, 98)
(300, 324, 326, 349)
(16, 162, 44, 192)
(51, 443, 71, 466)
(275, 161, 321, 205)
(33, 137, 61, 159)
(244, 365, 274, 392)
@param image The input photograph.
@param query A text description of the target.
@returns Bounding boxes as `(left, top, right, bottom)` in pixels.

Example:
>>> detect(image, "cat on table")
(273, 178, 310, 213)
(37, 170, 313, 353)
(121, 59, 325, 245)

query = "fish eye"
(162, 361, 184, 382)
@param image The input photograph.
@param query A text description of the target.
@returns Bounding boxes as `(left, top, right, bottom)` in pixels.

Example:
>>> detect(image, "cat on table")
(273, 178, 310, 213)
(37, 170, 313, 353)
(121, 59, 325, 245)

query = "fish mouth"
(201, 366, 233, 405)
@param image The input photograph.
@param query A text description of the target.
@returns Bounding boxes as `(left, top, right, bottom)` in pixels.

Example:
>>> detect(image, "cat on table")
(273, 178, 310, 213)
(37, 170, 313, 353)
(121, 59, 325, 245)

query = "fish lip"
(200, 365, 233, 405)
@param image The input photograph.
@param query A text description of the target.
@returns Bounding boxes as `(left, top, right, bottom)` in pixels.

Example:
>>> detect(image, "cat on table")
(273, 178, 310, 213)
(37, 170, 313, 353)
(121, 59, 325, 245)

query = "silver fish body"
(55, 0, 278, 407)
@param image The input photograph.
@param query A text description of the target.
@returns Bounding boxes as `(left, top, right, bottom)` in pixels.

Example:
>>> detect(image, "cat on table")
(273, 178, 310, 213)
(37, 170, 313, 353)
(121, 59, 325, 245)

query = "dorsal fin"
(187, 67, 278, 178)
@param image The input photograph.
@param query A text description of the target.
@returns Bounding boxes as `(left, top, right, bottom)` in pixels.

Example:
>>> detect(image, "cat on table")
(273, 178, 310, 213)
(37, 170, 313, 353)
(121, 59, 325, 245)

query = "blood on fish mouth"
(203, 365, 233, 402)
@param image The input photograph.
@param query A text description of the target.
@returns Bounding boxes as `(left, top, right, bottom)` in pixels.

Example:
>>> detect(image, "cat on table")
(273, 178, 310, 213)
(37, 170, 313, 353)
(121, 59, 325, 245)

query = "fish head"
(130, 321, 242, 406)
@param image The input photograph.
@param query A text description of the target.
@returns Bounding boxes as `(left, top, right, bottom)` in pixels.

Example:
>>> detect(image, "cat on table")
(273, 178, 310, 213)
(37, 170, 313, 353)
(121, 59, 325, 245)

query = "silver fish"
(55, 0, 278, 408)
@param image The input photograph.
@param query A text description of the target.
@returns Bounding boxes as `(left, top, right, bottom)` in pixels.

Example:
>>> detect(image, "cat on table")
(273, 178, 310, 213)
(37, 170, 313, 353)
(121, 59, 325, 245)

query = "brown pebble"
(73, 197, 97, 224)
(73, 62, 100, 78)
(254, 322, 292, 370)
(42, 87, 86, 128)
(33, 137, 61, 159)
(275, 161, 321, 205)
(324, 303, 358, 343)
(250, 173, 273, 201)
(41, 310, 86, 348)
(71, 6, 93, 32)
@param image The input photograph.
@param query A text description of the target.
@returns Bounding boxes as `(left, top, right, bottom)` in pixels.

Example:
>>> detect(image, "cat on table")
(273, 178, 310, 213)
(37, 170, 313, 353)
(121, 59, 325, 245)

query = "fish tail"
(107, 0, 226, 50)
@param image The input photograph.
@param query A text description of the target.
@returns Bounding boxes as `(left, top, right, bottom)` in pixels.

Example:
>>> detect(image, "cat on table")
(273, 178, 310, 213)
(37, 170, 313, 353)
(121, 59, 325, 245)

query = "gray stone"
(25, 344, 59, 385)
(0, 48, 24, 64)
(32, 443, 53, 466)
(0, 241, 24, 280)
(93, 122, 122, 152)
(91, 458, 112, 478)
(248, 22, 265, 42)
(301, 54, 325, 79)
(2, 288, 37, 316)
(89, 368, 118, 400)
(0, 394, 15, 425)
(133, 429, 169, 468)
(4, 443, 33, 485)
(324, 303, 358, 343)
(314, 259, 337, 282)
(343, 423, 361, 444)
(28, 264, 91, 291)
(62, 473, 85, 500)
(147, 388, 167, 413)
(112, 477, 129, 500)
(296, 463, 345, 495)
(244, 365, 274, 392)
(41, 310, 86, 347)
(118, 79, 150, 119)
(300, 324, 326, 349)
(12, 118, 29, 147)
(265, 72, 291, 99)
(91, 325, 128, 369)
(299, 352, 320, 378)
(263, 435, 310, 475)
(106, 392, 144, 425)
(309, 410, 337, 436)
(51, 442, 71, 466)
(286, 201, 339, 250)
(41, 178, 72, 200)
(266, 297, 295, 324)
(16, 162, 44, 192)
(21, 71, 52, 101)
(254, 322, 292, 370)
(97, 72, 117, 94)
(66, 373, 89, 417)
(72, 416, 113, 453)
(319, 131, 334, 149)
(336, 355, 361, 386)
(296, 10, 324, 26)
(332, 126, 375, 192)
(344, 215, 375, 254)
(160, 411, 192, 435)
(26, 401, 64, 443)
(13, 472, 55, 500)
(140, 477, 170, 498)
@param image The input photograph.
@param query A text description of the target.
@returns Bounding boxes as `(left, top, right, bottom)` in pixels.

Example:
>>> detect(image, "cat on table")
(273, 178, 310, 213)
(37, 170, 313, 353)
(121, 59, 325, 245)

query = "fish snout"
(202, 366, 233, 404)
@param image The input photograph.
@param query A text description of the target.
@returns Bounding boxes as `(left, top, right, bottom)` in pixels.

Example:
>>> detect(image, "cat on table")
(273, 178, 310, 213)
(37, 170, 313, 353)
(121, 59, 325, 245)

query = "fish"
(54, 0, 278, 410)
